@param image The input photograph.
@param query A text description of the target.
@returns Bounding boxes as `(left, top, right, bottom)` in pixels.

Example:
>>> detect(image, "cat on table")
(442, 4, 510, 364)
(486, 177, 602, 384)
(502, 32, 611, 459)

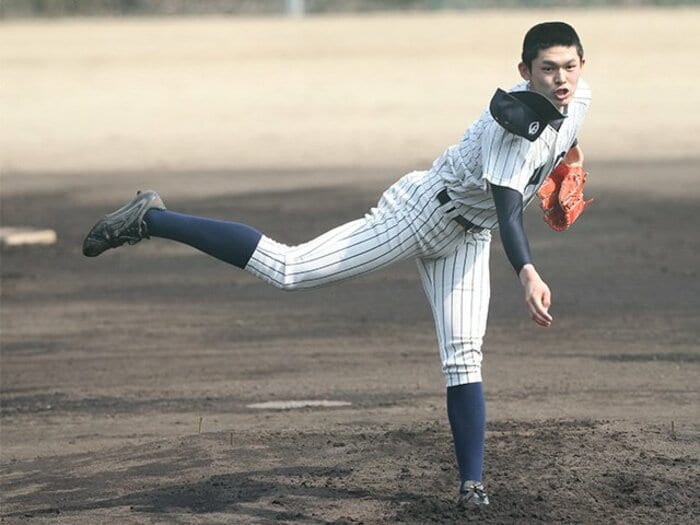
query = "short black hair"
(521, 22, 584, 70)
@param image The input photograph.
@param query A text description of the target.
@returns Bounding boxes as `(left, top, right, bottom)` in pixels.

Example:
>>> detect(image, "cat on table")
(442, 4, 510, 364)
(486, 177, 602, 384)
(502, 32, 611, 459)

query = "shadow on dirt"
(2, 420, 698, 524)
(5, 465, 408, 523)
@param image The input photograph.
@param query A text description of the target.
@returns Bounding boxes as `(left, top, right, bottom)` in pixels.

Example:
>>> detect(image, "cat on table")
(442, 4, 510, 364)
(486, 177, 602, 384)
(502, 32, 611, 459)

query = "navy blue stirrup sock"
(446, 382, 486, 483)
(144, 209, 262, 269)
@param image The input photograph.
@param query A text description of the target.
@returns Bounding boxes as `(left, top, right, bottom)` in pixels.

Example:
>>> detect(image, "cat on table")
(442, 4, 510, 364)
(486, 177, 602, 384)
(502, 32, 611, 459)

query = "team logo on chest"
(528, 121, 540, 136)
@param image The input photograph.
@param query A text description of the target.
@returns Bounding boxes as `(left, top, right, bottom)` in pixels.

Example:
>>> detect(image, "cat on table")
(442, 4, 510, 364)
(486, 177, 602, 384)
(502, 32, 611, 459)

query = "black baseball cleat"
(82, 190, 165, 257)
(457, 480, 490, 507)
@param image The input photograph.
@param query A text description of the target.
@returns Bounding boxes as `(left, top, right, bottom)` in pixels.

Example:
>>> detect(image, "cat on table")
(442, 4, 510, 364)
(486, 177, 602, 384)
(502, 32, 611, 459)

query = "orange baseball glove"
(537, 162, 593, 232)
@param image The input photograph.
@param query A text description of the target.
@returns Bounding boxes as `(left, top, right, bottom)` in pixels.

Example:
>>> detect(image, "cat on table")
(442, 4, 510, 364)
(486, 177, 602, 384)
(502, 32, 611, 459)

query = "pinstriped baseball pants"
(246, 170, 491, 386)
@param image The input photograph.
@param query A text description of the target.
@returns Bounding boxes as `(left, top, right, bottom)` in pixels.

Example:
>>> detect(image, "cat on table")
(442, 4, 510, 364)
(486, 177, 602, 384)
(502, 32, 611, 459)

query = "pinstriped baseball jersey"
(244, 79, 592, 387)
(432, 79, 592, 230)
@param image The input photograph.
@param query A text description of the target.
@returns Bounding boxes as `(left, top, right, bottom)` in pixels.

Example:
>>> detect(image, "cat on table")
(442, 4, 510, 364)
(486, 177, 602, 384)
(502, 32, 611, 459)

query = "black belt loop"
(436, 189, 483, 233)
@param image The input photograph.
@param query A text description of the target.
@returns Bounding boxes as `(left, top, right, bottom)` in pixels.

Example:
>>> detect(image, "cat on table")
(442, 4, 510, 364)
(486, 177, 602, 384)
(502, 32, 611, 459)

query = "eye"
(542, 66, 553, 72)
(566, 65, 577, 71)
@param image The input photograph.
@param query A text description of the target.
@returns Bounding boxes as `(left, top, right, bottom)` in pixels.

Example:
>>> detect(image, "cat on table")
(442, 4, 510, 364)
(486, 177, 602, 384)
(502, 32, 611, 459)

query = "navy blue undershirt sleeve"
(491, 184, 533, 274)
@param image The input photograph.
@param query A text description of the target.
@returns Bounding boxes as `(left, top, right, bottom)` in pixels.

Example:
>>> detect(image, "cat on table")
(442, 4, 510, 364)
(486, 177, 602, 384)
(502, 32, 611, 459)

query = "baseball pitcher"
(83, 22, 592, 507)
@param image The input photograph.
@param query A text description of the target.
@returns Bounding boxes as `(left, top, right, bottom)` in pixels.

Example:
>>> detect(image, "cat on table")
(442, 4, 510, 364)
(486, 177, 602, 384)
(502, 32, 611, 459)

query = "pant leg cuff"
(445, 369, 482, 387)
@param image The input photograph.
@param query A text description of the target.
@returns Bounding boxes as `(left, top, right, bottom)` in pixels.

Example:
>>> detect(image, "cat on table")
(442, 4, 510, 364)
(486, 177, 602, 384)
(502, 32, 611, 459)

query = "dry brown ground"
(1, 9, 699, 525)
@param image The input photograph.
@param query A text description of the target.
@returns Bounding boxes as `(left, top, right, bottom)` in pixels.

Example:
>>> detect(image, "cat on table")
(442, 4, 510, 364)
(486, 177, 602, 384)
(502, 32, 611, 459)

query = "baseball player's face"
(518, 46, 585, 110)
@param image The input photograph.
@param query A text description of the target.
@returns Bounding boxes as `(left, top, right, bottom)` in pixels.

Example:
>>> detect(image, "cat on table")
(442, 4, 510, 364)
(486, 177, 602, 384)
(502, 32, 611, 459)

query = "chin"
(546, 95, 565, 109)
(551, 94, 572, 109)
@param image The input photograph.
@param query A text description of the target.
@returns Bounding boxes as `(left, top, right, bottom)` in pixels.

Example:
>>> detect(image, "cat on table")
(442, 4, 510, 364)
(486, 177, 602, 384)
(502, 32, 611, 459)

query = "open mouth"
(554, 87, 570, 100)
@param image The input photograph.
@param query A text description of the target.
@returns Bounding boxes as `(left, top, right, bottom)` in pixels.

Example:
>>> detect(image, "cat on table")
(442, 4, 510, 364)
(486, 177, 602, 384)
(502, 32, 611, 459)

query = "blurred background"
(2, 0, 697, 18)
(2, 0, 699, 181)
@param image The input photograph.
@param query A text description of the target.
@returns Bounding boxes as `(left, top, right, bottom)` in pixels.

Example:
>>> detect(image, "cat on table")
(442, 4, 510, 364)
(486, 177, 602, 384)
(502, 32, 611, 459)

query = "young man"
(83, 22, 591, 506)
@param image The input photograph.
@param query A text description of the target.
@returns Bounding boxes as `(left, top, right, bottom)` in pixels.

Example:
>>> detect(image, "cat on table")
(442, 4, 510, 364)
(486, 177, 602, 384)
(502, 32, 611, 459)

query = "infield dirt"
(1, 9, 699, 525)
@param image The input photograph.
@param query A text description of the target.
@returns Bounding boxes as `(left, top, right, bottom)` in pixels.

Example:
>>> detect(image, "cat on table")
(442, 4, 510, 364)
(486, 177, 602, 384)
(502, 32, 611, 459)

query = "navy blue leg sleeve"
(145, 209, 262, 269)
(446, 382, 486, 483)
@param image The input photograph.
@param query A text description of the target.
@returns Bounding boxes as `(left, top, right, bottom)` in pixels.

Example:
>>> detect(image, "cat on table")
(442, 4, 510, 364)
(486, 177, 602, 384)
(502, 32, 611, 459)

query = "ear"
(518, 61, 531, 81)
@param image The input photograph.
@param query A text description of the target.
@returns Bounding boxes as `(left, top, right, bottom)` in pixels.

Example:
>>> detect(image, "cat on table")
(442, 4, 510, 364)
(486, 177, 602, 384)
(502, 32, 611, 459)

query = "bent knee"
(274, 271, 319, 291)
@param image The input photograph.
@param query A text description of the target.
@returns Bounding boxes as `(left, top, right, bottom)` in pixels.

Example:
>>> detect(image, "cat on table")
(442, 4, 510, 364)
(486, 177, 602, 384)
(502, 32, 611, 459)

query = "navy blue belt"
(436, 189, 484, 233)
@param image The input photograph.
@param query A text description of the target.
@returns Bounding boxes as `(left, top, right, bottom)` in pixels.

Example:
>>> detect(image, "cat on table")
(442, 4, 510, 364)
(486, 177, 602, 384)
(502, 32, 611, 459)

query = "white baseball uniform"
(245, 79, 592, 387)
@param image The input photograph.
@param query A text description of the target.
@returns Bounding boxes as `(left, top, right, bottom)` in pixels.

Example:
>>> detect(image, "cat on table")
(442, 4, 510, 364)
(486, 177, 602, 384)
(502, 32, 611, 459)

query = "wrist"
(518, 264, 541, 286)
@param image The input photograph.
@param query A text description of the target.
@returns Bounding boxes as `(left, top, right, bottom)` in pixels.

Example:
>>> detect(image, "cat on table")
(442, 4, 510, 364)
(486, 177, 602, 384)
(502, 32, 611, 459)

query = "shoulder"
(488, 83, 565, 142)
(509, 80, 529, 93)
(477, 109, 527, 150)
